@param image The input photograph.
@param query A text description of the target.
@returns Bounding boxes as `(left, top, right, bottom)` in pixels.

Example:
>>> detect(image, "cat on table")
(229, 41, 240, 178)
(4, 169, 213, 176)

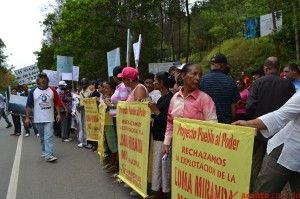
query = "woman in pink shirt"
(117, 67, 149, 102)
(117, 66, 149, 197)
(162, 63, 217, 194)
(235, 78, 249, 120)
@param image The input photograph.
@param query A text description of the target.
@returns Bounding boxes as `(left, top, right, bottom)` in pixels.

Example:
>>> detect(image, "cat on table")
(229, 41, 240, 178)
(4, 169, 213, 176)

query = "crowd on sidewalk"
(1, 54, 300, 198)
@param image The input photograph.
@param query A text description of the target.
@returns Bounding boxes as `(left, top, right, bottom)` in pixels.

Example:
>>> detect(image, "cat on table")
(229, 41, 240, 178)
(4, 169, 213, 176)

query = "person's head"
(210, 54, 228, 71)
(112, 66, 124, 84)
(36, 73, 49, 89)
(102, 81, 117, 97)
(58, 81, 67, 90)
(80, 78, 89, 90)
(117, 67, 139, 88)
(168, 66, 177, 76)
(154, 72, 175, 91)
(96, 81, 104, 94)
(251, 69, 264, 81)
(283, 63, 300, 80)
(11, 88, 18, 95)
(143, 73, 155, 92)
(22, 84, 28, 93)
(88, 80, 96, 92)
(236, 78, 246, 91)
(181, 63, 202, 92)
(263, 57, 280, 75)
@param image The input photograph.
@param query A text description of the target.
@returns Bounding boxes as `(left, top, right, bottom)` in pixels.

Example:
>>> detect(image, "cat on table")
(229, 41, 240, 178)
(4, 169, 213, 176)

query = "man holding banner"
(25, 73, 63, 162)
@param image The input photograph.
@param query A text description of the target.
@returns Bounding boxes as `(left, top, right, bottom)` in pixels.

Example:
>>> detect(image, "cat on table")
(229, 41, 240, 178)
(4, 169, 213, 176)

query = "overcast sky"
(0, 0, 54, 69)
(0, 0, 198, 70)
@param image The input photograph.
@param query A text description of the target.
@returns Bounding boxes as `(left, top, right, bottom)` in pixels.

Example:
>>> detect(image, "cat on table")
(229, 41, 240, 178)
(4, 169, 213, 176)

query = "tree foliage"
(37, 0, 300, 79)
(0, 38, 17, 92)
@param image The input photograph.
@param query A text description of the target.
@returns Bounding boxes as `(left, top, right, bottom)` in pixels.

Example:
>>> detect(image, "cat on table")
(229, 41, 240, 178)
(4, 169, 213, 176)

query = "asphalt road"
(0, 117, 136, 199)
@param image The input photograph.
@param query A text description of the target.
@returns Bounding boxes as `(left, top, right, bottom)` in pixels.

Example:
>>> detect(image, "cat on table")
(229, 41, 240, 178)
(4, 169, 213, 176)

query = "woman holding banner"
(118, 67, 149, 102)
(162, 63, 218, 197)
(118, 66, 149, 197)
(148, 71, 175, 199)
(102, 81, 118, 172)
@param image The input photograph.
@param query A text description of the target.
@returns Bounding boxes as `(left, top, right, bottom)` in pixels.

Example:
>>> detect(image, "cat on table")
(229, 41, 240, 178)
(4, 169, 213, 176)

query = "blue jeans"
(34, 122, 54, 160)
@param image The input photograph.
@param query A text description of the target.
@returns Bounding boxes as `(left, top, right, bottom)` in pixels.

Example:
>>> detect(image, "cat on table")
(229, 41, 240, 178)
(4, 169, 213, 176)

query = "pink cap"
(117, 67, 139, 81)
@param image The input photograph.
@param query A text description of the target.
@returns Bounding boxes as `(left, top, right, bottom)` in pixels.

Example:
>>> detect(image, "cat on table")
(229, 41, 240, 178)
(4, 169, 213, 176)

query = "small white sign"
(133, 34, 142, 66)
(107, 48, 121, 77)
(43, 70, 59, 87)
(260, 11, 282, 37)
(61, 66, 79, 81)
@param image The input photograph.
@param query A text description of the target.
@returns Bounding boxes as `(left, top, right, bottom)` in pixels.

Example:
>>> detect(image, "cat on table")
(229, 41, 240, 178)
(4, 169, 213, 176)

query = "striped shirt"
(111, 83, 130, 104)
(200, 69, 240, 124)
(110, 83, 130, 117)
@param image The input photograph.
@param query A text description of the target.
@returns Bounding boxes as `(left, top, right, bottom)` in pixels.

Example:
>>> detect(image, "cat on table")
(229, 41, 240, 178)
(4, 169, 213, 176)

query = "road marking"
(6, 134, 23, 199)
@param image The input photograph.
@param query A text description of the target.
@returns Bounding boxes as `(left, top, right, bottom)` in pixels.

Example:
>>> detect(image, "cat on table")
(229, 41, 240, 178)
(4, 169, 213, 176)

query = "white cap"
(58, 80, 67, 86)
(176, 63, 186, 70)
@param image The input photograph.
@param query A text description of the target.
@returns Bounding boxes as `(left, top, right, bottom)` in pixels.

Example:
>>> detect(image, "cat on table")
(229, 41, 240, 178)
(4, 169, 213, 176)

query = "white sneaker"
(77, 143, 84, 148)
(46, 156, 57, 162)
(68, 138, 73, 141)
(25, 133, 30, 137)
(62, 139, 70, 142)
(36, 134, 39, 137)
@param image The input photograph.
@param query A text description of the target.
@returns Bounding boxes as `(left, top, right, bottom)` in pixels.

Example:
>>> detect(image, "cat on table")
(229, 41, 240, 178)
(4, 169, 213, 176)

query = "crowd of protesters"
(3, 54, 300, 198)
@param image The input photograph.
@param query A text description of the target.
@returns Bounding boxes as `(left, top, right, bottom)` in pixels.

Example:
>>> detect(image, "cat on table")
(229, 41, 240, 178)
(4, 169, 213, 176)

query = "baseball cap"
(58, 80, 67, 86)
(117, 67, 139, 81)
(211, 54, 228, 65)
(38, 73, 48, 78)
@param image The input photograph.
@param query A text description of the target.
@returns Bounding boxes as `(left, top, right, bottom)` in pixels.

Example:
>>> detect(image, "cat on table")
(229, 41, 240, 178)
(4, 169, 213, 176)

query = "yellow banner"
(117, 102, 151, 198)
(172, 118, 255, 199)
(97, 102, 107, 165)
(82, 98, 100, 141)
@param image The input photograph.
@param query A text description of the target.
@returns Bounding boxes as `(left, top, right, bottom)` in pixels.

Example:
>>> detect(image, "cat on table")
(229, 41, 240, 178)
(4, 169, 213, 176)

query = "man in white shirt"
(0, 93, 12, 128)
(25, 73, 63, 162)
(233, 91, 300, 194)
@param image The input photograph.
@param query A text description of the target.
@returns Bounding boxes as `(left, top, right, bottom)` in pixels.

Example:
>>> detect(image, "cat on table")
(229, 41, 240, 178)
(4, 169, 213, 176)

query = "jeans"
(0, 108, 12, 125)
(34, 122, 55, 160)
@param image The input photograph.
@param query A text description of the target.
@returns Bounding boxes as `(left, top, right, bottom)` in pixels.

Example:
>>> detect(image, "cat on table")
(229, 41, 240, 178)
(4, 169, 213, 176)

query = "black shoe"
(6, 124, 12, 128)
(84, 144, 93, 149)
(15, 133, 21, 136)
